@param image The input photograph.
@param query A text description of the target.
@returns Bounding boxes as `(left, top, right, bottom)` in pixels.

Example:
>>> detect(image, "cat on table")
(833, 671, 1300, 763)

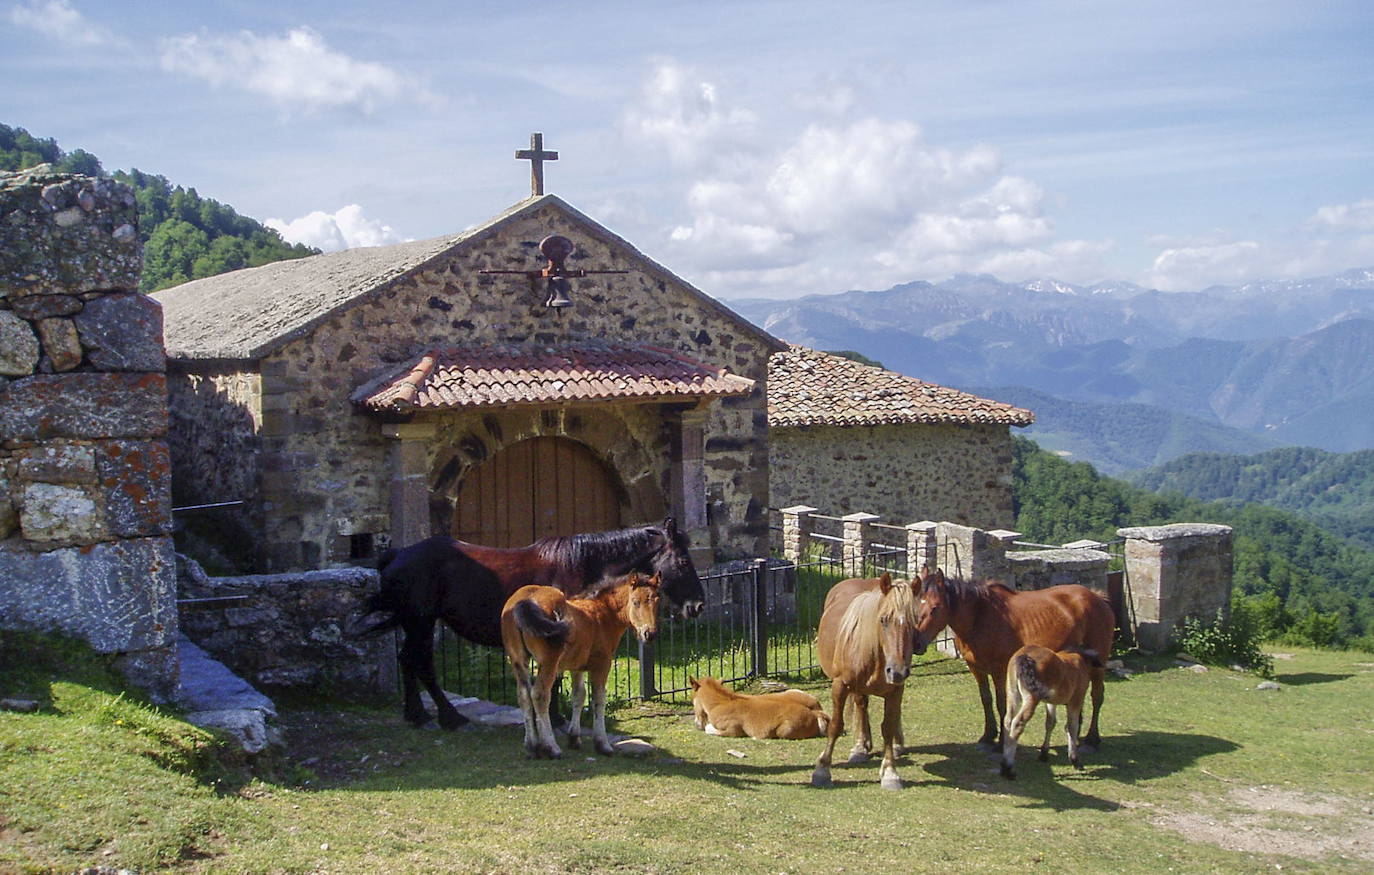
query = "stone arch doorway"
(452, 435, 623, 546)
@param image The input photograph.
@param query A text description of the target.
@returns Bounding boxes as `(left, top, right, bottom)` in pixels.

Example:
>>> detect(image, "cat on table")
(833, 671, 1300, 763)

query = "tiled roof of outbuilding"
(768, 346, 1034, 428)
(353, 340, 755, 412)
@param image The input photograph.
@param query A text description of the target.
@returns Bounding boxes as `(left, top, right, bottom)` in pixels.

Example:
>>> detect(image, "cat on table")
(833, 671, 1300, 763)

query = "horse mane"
(575, 569, 652, 601)
(834, 580, 914, 664)
(928, 573, 994, 614)
(533, 525, 663, 574)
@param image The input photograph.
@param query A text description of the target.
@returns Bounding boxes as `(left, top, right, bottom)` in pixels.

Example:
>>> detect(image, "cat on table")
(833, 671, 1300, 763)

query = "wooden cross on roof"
(516, 132, 558, 196)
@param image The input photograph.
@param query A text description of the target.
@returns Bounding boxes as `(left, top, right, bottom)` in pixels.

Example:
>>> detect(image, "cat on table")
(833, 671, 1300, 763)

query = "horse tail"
(351, 548, 406, 639)
(1015, 652, 1053, 701)
(1071, 646, 1104, 669)
(512, 599, 571, 646)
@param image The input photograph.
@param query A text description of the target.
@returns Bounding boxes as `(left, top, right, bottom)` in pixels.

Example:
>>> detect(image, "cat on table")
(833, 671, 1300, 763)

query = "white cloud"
(8, 0, 110, 46)
(621, 60, 756, 166)
(159, 26, 432, 113)
(266, 204, 405, 252)
(1309, 198, 1374, 233)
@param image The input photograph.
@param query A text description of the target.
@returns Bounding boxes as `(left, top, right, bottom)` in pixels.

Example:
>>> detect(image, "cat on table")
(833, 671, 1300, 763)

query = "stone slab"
(0, 535, 177, 652)
(0, 372, 167, 441)
(74, 293, 165, 372)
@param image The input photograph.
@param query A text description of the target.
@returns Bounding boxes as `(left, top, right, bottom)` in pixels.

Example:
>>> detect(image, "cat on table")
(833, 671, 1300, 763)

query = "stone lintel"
(841, 512, 881, 523)
(1117, 523, 1232, 543)
(779, 505, 819, 516)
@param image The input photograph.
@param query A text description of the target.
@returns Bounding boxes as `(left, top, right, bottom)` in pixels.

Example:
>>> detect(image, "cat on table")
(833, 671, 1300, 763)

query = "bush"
(1173, 608, 1275, 677)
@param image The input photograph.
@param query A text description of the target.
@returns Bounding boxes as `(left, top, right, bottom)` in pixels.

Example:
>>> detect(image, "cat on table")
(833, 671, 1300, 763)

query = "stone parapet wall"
(177, 559, 393, 694)
(0, 166, 176, 699)
(1008, 547, 1111, 595)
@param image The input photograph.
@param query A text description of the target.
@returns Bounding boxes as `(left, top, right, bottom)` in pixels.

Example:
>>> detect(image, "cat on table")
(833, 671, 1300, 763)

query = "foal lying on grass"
(1000, 644, 1103, 779)
(501, 571, 661, 759)
(689, 676, 830, 740)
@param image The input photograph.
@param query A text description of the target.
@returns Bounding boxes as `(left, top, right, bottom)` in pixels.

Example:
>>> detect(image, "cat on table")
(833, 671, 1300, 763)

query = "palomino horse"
(500, 571, 662, 759)
(911, 566, 1114, 752)
(689, 676, 829, 740)
(356, 519, 702, 729)
(810, 572, 920, 790)
(1000, 645, 1104, 779)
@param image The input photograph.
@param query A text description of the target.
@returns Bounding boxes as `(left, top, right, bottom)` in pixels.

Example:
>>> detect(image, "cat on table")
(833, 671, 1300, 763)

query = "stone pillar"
(1117, 523, 1233, 651)
(906, 520, 938, 574)
(383, 422, 437, 549)
(779, 505, 818, 562)
(932, 522, 1018, 587)
(0, 165, 177, 701)
(667, 405, 710, 565)
(841, 512, 880, 577)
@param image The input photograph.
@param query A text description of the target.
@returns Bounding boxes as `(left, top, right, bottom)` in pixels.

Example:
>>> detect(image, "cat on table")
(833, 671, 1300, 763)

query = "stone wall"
(177, 558, 392, 694)
(769, 422, 1016, 533)
(0, 166, 176, 699)
(177, 200, 775, 572)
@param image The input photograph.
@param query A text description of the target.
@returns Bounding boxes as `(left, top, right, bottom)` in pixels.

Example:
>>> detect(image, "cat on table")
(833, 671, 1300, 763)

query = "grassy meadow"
(2, 632, 1373, 874)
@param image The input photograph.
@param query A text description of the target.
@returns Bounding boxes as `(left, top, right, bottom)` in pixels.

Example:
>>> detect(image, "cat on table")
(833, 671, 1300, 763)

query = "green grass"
(4, 631, 1373, 873)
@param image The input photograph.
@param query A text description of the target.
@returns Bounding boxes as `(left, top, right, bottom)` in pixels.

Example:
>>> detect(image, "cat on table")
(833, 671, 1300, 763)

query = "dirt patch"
(1151, 785, 1374, 864)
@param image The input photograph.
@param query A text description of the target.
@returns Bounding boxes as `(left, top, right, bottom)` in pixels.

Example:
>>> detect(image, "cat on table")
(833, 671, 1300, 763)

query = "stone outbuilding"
(153, 195, 785, 572)
(767, 346, 1034, 529)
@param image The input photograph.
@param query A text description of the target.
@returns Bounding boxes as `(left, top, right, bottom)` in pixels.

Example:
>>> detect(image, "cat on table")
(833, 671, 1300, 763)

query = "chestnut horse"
(1000, 645, 1104, 779)
(911, 567, 1114, 752)
(689, 676, 829, 740)
(810, 572, 920, 790)
(501, 571, 661, 759)
(356, 519, 702, 729)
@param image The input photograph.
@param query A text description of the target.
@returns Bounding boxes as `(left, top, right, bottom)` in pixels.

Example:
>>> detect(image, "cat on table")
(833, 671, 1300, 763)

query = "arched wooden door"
(452, 436, 622, 547)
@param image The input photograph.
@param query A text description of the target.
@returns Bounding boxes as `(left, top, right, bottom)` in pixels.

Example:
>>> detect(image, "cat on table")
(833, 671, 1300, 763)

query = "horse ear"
(662, 517, 677, 537)
(878, 571, 892, 593)
(689, 675, 700, 689)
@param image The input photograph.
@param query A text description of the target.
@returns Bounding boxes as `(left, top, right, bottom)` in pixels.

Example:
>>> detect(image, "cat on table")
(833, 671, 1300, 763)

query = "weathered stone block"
(36, 317, 82, 371)
(96, 439, 173, 538)
(0, 309, 40, 375)
(74, 293, 165, 372)
(0, 372, 168, 441)
(0, 535, 177, 652)
(0, 167, 141, 297)
(10, 294, 81, 320)
(18, 481, 106, 543)
(16, 442, 97, 484)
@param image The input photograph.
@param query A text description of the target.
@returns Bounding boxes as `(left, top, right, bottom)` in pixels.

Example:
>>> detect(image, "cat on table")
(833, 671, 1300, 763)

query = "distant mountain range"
(729, 269, 1374, 466)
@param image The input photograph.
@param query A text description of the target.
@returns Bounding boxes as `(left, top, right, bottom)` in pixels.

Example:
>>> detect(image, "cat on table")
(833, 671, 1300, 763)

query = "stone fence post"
(931, 522, 1020, 587)
(842, 512, 880, 576)
(906, 520, 938, 575)
(779, 505, 818, 563)
(0, 165, 177, 701)
(1117, 523, 1233, 651)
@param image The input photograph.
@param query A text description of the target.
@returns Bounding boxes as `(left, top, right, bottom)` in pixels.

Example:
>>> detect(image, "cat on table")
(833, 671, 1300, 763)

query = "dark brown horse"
(911, 567, 1114, 752)
(356, 519, 703, 729)
(810, 572, 920, 790)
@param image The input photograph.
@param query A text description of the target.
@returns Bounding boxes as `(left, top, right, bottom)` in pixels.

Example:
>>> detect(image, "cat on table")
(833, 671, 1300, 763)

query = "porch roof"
(352, 340, 755, 413)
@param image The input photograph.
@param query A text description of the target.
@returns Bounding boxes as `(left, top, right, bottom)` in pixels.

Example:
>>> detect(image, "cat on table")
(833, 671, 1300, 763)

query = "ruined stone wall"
(177, 558, 390, 693)
(0, 166, 176, 699)
(769, 421, 1016, 532)
(251, 201, 773, 570)
(1118, 523, 1233, 651)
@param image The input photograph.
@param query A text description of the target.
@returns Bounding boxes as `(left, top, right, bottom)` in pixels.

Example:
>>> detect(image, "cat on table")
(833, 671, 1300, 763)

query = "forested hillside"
(1128, 447, 1374, 549)
(1, 124, 317, 292)
(1013, 437, 1374, 649)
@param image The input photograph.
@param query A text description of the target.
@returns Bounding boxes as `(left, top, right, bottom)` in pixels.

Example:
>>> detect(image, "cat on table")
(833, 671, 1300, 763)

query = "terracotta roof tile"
(354, 341, 755, 412)
(768, 345, 1034, 428)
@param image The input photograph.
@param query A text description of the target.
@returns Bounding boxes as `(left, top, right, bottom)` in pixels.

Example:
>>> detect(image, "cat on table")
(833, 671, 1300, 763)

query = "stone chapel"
(155, 194, 782, 572)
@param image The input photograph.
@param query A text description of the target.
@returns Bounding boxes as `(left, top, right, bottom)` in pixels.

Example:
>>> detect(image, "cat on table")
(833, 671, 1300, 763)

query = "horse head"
(627, 571, 662, 643)
(910, 565, 950, 656)
(650, 517, 705, 619)
(876, 572, 918, 685)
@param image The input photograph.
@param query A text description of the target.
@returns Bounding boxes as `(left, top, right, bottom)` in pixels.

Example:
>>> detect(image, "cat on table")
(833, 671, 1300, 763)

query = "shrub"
(1173, 608, 1275, 677)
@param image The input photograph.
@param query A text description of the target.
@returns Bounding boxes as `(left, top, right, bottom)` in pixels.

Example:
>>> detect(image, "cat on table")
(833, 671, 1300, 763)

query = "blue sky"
(4, 0, 1373, 299)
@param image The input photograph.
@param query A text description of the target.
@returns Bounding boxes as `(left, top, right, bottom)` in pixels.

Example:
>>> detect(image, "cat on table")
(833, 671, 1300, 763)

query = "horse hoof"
(976, 740, 999, 753)
(1071, 758, 1084, 770)
(880, 774, 903, 791)
(846, 750, 871, 765)
(1037, 751, 1050, 762)
(1078, 742, 1100, 755)
(438, 713, 470, 731)
(566, 736, 581, 749)
(596, 743, 616, 757)
(1000, 765, 1017, 780)
(810, 770, 833, 788)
